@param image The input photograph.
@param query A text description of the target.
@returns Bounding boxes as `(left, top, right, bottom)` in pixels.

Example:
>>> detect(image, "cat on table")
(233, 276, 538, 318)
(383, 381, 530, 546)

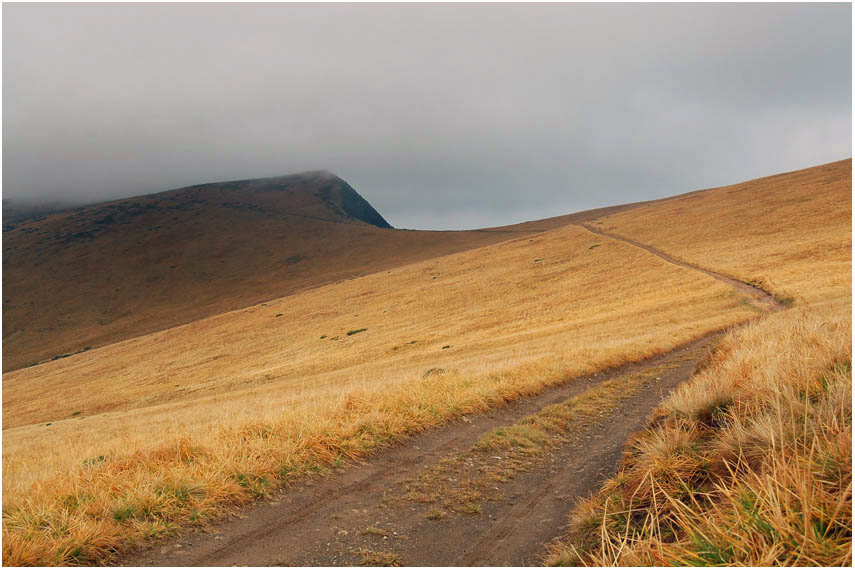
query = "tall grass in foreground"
(2, 334, 716, 566)
(546, 302, 852, 566)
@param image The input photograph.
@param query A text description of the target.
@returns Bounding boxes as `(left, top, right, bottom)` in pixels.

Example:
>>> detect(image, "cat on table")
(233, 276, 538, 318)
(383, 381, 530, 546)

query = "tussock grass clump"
(361, 526, 390, 537)
(426, 507, 447, 520)
(356, 548, 402, 566)
(546, 303, 852, 566)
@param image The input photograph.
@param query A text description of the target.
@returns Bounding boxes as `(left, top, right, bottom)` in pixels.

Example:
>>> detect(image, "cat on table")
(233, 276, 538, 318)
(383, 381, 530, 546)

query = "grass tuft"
(426, 507, 447, 520)
(356, 548, 401, 566)
(546, 303, 852, 567)
(361, 526, 390, 537)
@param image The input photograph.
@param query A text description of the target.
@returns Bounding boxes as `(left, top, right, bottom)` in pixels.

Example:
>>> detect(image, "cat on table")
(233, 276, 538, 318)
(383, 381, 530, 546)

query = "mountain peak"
(172, 171, 392, 229)
(312, 174, 392, 230)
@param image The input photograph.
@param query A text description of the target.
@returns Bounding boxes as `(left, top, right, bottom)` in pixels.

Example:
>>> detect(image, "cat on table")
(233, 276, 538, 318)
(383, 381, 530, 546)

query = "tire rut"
(121, 336, 721, 567)
(288, 338, 717, 566)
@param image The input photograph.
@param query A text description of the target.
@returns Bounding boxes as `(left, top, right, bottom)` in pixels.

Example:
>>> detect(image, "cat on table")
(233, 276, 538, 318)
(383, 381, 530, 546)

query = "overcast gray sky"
(3, 3, 851, 229)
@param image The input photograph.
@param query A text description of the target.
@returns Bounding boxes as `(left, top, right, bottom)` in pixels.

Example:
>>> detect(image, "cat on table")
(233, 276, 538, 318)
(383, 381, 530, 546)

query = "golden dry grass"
(3, 223, 757, 565)
(544, 160, 852, 567)
(546, 300, 851, 566)
(3, 159, 850, 565)
(594, 159, 851, 305)
(2, 170, 630, 373)
(356, 548, 402, 566)
(3, 223, 753, 431)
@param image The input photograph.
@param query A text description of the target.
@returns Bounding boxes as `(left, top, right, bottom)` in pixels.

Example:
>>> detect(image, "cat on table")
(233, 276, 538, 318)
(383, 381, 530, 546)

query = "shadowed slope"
(2, 172, 630, 372)
(2, 198, 85, 230)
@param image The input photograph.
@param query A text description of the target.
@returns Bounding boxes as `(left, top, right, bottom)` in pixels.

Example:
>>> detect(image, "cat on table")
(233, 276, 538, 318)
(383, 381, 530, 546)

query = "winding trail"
(578, 223, 784, 313)
(121, 227, 783, 567)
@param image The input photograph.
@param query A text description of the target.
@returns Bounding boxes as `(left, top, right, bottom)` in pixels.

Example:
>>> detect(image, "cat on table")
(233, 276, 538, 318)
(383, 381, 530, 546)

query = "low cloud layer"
(3, 3, 850, 229)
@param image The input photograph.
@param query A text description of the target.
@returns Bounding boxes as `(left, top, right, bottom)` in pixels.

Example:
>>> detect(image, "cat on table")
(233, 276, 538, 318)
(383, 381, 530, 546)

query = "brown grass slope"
(2, 198, 86, 230)
(3, 219, 756, 564)
(2, 159, 849, 565)
(546, 159, 852, 566)
(546, 305, 851, 566)
(2, 171, 630, 372)
(592, 158, 851, 306)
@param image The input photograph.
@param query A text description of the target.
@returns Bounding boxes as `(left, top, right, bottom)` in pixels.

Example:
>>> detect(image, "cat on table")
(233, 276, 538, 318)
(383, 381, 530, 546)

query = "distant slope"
(591, 158, 851, 306)
(2, 172, 630, 371)
(2, 198, 88, 230)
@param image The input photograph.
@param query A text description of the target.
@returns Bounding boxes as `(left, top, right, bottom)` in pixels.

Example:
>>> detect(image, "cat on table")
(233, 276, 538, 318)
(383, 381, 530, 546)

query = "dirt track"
(121, 232, 782, 567)
(578, 223, 783, 313)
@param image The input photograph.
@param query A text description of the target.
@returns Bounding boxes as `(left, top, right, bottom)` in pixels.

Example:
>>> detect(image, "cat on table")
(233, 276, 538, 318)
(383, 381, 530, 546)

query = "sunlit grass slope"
(546, 159, 852, 567)
(593, 159, 851, 305)
(4, 170, 630, 372)
(547, 301, 851, 566)
(3, 223, 757, 565)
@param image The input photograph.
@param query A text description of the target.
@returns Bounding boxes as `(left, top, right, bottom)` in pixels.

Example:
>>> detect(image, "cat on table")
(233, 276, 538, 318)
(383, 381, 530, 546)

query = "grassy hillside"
(2, 160, 849, 565)
(2, 171, 628, 372)
(2, 198, 87, 230)
(546, 160, 851, 566)
(592, 159, 851, 305)
(3, 222, 757, 564)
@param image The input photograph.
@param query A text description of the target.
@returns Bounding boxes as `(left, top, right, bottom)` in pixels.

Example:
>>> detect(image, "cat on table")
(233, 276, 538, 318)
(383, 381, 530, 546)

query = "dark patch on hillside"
(179, 170, 393, 229)
(314, 174, 392, 229)
(2, 198, 89, 230)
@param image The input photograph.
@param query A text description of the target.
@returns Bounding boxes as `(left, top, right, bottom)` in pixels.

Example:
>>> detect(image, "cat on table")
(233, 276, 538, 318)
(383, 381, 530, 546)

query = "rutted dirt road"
(123, 336, 720, 567)
(122, 232, 783, 567)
